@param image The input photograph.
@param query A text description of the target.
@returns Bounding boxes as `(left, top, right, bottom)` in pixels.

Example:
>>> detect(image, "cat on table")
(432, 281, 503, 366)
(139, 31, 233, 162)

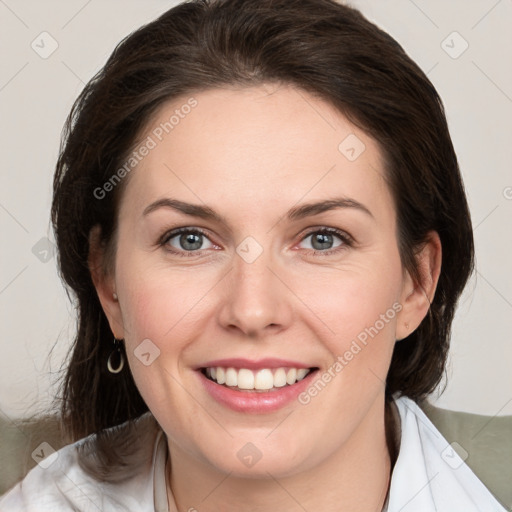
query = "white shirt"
(0, 396, 506, 511)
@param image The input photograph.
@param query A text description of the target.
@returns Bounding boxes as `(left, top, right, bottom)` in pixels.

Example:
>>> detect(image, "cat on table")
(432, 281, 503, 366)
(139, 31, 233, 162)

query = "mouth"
(200, 366, 319, 393)
(196, 361, 320, 413)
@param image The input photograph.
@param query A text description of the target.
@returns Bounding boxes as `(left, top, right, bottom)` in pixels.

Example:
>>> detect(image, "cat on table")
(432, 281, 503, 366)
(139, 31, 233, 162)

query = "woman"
(1, 0, 506, 510)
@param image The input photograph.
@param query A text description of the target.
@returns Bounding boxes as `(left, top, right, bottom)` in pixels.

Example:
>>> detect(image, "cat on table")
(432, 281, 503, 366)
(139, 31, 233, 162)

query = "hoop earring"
(107, 338, 125, 374)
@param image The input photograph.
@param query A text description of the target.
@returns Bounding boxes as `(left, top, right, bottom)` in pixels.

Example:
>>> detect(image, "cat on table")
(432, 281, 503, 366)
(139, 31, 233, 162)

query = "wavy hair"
(52, 0, 474, 448)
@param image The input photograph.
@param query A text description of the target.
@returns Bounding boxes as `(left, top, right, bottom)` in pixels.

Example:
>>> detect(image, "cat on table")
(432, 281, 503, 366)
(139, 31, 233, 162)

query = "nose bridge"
(218, 235, 291, 336)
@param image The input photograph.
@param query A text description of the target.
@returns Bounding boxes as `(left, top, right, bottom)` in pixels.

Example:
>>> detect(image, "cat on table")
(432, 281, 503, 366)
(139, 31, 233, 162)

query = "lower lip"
(197, 369, 318, 413)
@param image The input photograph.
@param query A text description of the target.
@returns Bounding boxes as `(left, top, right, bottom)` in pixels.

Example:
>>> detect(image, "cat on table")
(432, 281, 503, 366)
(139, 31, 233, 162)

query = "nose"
(217, 246, 293, 338)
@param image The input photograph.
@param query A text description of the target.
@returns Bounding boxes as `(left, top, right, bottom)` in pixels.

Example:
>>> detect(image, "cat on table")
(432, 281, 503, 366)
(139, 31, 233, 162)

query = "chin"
(194, 435, 317, 479)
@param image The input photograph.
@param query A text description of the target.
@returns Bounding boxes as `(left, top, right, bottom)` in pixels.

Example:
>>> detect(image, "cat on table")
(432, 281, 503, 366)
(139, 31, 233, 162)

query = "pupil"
(181, 233, 202, 251)
(312, 233, 332, 250)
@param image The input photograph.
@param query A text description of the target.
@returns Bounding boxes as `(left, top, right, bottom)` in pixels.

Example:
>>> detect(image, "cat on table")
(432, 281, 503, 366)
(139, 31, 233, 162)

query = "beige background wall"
(1, 0, 511, 419)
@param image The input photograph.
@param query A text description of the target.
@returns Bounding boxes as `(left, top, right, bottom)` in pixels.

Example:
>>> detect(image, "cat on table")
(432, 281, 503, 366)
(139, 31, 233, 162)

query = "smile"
(202, 366, 312, 391)
(196, 359, 320, 413)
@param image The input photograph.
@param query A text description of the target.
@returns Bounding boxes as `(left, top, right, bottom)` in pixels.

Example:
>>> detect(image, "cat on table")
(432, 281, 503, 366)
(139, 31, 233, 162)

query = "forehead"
(119, 84, 392, 225)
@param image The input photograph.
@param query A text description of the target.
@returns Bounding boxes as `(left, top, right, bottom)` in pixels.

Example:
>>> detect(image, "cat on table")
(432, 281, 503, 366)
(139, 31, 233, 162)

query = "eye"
(160, 228, 216, 256)
(298, 228, 353, 255)
(158, 226, 353, 258)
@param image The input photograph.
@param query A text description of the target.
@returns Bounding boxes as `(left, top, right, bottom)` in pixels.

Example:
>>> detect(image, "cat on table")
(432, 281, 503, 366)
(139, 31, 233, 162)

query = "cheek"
(119, 280, 170, 344)
(301, 264, 402, 334)
(115, 253, 214, 346)
(294, 255, 403, 373)
(289, 265, 402, 444)
(113, 257, 213, 415)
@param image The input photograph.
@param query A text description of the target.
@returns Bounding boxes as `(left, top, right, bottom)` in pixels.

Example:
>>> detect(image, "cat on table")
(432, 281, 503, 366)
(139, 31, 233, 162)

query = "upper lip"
(195, 358, 315, 370)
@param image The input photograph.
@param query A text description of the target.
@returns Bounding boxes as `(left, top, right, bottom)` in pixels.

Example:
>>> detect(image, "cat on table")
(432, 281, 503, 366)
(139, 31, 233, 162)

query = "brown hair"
(52, 0, 474, 444)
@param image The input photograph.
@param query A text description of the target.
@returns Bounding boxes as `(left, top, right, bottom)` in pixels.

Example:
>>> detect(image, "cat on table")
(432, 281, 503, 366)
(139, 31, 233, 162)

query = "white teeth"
(238, 369, 255, 390)
(225, 368, 238, 387)
(204, 366, 312, 390)
(286, 368, 297, 385)
(296, 368, 309, 381)
(216, 367, 226, 384)
(273, 368, 287, 388)
(254, 369, 274, 390)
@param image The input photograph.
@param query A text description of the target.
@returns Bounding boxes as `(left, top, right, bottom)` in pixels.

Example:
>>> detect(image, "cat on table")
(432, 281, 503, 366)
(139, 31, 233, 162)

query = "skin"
(90, 83, 441, 512)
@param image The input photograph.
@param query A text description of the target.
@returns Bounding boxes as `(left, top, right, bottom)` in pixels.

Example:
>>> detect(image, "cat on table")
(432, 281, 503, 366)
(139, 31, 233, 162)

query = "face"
(94, 84, 433, 478)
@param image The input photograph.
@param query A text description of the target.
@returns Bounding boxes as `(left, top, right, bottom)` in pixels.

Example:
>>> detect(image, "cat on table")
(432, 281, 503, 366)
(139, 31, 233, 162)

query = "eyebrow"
(142, 196, 373, 223)
(287, 197, 373, 221)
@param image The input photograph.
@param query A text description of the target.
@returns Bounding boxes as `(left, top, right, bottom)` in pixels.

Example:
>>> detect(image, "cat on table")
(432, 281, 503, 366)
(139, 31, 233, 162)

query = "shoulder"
(0, 413, 163, 512)
(388, 396, 507, 512)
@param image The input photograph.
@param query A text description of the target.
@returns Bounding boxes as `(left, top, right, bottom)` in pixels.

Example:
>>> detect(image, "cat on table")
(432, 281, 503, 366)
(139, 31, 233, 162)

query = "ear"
(88, 225, 126, 339)
(395, 231, 442, 341)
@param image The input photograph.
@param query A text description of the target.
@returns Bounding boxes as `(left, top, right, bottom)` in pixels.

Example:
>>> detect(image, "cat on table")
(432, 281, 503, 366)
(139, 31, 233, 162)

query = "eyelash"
(158, 227, 354, 258)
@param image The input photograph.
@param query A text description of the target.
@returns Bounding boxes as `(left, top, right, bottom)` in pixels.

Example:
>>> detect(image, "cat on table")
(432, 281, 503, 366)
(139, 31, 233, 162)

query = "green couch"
(1, 404, 511, 509)
(420, 402, 512, 510)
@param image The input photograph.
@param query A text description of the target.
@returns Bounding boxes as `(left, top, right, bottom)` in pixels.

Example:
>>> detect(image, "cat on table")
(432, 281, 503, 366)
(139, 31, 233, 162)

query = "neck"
(167, 396, 395, 512)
